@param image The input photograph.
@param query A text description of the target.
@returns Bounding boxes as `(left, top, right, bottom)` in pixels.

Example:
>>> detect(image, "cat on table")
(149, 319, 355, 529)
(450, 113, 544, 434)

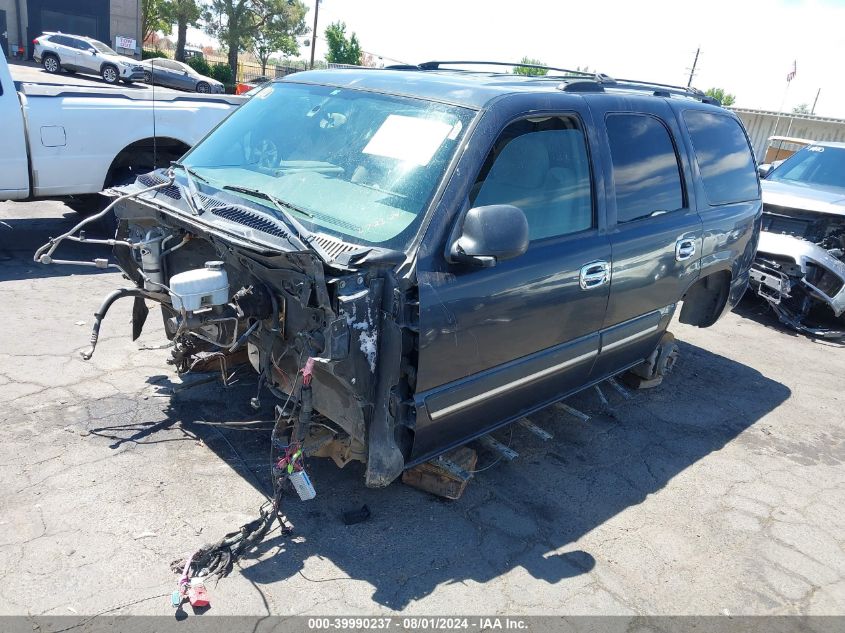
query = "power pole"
(687, 47, 700, 87)
(309, 0, 320, 69)
(811, 88, 821, 115)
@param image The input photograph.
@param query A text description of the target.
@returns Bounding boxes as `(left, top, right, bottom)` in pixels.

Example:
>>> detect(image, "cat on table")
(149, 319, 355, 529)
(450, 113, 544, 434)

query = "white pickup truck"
(0, 55, 243, 211)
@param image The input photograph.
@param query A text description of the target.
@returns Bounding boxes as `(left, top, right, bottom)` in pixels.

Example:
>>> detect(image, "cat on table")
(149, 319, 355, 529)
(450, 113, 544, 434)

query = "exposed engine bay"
(750, 205, 845, 338)
(35, 174, 416, 489)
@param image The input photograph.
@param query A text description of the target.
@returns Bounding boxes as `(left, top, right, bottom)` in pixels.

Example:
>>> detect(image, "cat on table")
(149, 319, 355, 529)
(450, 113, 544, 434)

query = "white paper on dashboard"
(363, 115, 453, 166)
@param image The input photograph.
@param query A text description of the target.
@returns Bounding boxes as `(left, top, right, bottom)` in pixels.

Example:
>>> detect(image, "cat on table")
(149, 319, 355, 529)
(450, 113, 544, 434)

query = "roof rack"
(417, 60, 595, 77)
(393, 60, 722, 106)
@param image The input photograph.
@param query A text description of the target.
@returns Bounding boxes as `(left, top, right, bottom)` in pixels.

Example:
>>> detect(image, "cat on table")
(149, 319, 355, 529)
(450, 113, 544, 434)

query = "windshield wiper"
(170, 161, 207, 215)
(221, 185, 333, 263)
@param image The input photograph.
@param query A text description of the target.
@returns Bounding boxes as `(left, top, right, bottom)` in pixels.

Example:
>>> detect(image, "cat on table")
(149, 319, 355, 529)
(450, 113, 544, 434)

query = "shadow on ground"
(83, 337, 791, 609)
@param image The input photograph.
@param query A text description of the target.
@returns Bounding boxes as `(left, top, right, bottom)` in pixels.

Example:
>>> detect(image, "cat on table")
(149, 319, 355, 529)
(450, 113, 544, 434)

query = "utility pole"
(687, 47, 700, 87)
(309, 0, 320, 69)
(811, 88, 821, 115)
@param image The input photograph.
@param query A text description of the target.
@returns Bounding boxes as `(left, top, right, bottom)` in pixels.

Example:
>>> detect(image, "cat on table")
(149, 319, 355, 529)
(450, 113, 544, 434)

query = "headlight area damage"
(35, 172, 416, 491)
(750, 207, 845, 338)
(34, 172, 427, 602)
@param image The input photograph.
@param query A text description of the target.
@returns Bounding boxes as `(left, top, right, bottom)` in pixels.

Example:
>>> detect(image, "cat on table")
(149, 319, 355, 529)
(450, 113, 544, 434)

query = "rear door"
(586, 97, 703, 379)
(51, 35, 79, 69)
(412, 98, 611, 463)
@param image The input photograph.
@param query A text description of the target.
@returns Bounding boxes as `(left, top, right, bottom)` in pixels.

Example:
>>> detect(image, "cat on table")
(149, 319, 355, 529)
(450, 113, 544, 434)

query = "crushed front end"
(750, 203, 845, 338)
(36, 77, 473, 488)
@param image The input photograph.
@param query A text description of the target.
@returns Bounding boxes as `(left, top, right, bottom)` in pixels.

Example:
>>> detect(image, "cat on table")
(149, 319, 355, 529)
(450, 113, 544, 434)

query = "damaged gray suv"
(39, 62, 762, 488)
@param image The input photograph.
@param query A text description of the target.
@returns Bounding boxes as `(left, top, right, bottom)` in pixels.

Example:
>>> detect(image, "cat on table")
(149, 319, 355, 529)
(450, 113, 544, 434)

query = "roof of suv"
(282, 62, 724, 110)
(43, 32, 99, 42)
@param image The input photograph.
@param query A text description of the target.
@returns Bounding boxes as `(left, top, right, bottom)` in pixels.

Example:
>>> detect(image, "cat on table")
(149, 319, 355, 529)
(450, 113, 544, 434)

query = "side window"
(70, 38, 88, 50)
(606, 113, 684, 223)
(683, 110, 759, 205)
(50, 35, 68, 47)
(470, 116, 593, 241)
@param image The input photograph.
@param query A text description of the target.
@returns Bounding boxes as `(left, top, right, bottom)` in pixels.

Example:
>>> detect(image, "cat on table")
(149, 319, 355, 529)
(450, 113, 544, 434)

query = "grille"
(137, 173, 182, 199)
(312, 234, 365, 259)
(208, 205, 290, 239)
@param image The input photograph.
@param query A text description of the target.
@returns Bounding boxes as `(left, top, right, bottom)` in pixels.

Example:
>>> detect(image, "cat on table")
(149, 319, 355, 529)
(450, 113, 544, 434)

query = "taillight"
(32, 38, 39, 45)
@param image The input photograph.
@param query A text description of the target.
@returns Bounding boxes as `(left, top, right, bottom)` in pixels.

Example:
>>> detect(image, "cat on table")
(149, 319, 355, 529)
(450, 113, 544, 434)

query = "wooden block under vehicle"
(402, 446, 478, 500)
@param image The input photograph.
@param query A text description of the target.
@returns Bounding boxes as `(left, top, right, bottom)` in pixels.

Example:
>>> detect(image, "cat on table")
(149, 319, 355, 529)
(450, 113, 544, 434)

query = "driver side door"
(411, 103, 612, 464)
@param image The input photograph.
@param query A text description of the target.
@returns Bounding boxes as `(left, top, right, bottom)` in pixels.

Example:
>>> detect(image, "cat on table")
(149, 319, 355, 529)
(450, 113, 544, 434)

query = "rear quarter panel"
(672, 104, 763, 312)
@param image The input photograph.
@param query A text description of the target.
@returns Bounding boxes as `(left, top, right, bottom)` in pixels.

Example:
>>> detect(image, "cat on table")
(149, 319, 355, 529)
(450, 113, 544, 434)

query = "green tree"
(512, 57, 548, 76)
(163, 0, 202, 62)
(252, 0, 308, 75)
(704, 87, 736, 106)
(142, 0, 170, 42)
(792, 103, 810, 114)
(205, 0, 305, 78)
(324, 21, 362, 66)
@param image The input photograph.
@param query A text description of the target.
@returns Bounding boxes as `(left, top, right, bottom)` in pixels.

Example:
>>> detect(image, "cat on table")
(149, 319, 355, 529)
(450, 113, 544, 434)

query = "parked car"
(183, 46, 205, 61)
(45, 62, 761, 490)
(141, 58, 225, 93)
(33, 32, 144, 85)
(751, 142, 845, 337)
(0, 54, 243, 209)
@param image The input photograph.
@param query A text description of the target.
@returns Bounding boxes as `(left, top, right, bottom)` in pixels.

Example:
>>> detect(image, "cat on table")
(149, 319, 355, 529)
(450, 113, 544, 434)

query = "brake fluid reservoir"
(169, 261, 229, 312)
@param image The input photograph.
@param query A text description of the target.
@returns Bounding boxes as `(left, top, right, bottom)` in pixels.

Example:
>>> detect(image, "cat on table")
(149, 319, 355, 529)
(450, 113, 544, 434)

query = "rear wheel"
(196, 81, 210, 93)
(42, 54, 60, 74)
(143, 71, 152, 83)
(101, 65, 119, 84)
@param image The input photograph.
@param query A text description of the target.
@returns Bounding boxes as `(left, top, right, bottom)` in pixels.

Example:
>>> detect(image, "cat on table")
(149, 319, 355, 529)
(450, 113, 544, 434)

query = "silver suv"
(33, 32, 144, 85)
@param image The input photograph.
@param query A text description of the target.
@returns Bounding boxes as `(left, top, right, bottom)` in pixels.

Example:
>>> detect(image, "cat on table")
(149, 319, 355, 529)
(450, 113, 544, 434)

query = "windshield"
(769, 145, 845, 189)
(90, 40, 117, 55)
(182, 81, 475, 250)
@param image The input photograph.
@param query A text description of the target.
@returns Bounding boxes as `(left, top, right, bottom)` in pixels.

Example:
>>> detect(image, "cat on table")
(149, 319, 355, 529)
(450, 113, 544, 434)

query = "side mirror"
(758, 163, 773, 179)
(88, 48, 97, 55)
(448, 204, 529, 268)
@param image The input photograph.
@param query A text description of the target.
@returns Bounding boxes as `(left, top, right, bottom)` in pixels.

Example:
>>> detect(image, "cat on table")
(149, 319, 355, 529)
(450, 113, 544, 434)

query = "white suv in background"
(33, 32, 144, 85)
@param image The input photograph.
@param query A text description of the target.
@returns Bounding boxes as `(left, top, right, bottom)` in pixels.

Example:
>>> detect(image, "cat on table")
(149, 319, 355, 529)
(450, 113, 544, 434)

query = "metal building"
(733, 107, 845, 161)
(0, 0, 141, 59)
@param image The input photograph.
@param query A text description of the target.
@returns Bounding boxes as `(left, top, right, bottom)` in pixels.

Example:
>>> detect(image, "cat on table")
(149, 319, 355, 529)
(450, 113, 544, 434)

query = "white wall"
(733, 108, 845, 160)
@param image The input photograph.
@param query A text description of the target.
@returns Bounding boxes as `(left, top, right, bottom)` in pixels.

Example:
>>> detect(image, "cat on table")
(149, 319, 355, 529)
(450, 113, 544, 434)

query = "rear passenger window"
(606, 114, 684, 223)
(683, 110, 759, 205)
(470, 116, 593, 241)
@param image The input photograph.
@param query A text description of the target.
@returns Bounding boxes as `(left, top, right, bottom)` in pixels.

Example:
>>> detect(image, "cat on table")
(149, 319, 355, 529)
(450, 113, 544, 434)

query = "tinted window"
(683, 111, 758, 205)
(49, 35, 71, 46)
(471, 116, 593, 240)
(606, 114, 684, 223)
(70, 38, 90, 50)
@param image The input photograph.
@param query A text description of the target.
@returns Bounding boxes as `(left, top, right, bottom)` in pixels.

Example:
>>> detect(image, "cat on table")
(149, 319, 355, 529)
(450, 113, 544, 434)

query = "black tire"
(42, 54, 60, 74)
(196, 81, 210, 93)
(101, 65, 119, 84)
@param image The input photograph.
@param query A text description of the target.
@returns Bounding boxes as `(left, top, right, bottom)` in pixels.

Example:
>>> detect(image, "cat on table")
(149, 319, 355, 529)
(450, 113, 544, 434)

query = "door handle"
(579, 261, 610, 290)
(675, 238, 696, 261)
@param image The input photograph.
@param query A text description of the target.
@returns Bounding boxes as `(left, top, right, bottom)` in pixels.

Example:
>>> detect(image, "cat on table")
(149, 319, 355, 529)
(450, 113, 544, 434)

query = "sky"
(183, 0, 845, 119)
